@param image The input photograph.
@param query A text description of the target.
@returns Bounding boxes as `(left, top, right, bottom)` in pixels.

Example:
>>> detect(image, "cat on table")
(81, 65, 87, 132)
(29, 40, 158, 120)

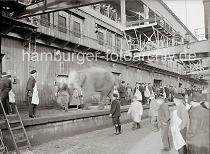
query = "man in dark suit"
(0, 72, 12, 114)
(157, 96, 171, 151)
(109, 93, 121, 135)
(187, 92, 209, 154)
(118, 81, 127, 106)
(26, 70, 38, 118)
(164, 85, 170, 101)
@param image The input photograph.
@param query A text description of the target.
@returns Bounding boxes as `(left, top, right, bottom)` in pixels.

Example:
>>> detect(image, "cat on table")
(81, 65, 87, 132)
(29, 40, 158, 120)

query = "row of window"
(40, 14, 81, 38)
(97, 31, 121, 52)
(39, 13, 122, 52)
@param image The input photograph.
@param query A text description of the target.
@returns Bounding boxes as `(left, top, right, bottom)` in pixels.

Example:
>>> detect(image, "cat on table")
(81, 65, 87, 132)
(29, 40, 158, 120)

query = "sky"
(163, 0, 205, 36)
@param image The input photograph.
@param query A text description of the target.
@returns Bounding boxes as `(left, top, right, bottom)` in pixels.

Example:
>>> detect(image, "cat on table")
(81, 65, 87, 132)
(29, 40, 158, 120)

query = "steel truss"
(123, 25, 178, 54)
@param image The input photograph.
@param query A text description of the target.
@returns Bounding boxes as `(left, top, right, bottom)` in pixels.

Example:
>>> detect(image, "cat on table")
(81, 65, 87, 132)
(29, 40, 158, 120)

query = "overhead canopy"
(14, 0, 119, 18)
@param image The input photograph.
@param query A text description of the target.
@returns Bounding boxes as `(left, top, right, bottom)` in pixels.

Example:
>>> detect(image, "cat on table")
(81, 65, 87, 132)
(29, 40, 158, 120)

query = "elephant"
(56, 67, 115, 110)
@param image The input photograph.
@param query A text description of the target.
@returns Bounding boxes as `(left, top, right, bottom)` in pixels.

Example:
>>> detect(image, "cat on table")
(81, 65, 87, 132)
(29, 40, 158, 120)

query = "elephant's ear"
(79, 72, 87, 88)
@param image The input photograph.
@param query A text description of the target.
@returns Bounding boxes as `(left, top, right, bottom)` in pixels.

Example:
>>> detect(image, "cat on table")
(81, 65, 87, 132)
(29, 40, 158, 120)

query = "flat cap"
(30, 70, 37, 74)
(113, 93, 119, 98)
(174, 93, 184, 100)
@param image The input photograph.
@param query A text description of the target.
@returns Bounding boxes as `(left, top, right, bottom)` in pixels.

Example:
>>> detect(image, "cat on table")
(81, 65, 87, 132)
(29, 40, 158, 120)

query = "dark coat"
(187, 105, 209, 154)
(158, 103, 170, 124)
(110, 99, 121, 117)
(118, 84, 126, 98)
(0, 76, 12, 97)
(164, 87, 170, 98)
(26, 76, 36, 98)
(139, 85, 144, 93)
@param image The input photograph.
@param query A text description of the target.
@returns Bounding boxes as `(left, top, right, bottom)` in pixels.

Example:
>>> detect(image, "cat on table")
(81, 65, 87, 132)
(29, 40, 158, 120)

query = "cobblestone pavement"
(21, 118, 178, 154)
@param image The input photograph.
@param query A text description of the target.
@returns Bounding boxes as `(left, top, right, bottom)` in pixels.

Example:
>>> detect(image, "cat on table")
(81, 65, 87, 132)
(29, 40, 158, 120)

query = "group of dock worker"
(149, 88, 209, 154)
(0, 70, 39, 118)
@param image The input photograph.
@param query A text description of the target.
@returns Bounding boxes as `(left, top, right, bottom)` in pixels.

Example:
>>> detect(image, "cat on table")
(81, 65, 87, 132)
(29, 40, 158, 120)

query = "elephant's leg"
(80, 90, 94, 110)
(98, 88, 112, 110)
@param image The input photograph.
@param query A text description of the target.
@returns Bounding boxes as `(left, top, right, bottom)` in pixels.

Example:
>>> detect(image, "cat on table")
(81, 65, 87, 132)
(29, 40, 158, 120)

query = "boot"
(114, 125, 118, 135)
(118, 124, 122, 134)
(137, 123, 141, 129)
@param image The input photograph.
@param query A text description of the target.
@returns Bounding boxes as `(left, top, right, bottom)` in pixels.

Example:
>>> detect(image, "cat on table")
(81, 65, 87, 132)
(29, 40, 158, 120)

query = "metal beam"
(134, 40, 209, 59)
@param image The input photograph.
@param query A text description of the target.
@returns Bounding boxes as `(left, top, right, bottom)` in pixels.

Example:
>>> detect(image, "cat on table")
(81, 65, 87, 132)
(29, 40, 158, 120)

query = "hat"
(113, 93, 118, 98)
(167, 101, 176, 106)
(174, 93, 184, 100)
(189, 92, 205, 103)
(30, 70, 37, 74)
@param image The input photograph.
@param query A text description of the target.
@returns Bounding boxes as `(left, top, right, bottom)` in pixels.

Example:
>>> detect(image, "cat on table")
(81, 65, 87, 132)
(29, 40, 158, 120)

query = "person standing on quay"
(118, 81, 127, 106)
(149, 95, 160, 131)
(0, 72, 12, 114)
(187, 92, 209, 154)
(127, 95, 143, 129)
(126, 83, 133, 104)
(134, 83, 142, 103)
(157, 96, 171, 151)
(109, 93, 121, 135)
(173, 93, 190, 154)
(26, 70, 39, 118)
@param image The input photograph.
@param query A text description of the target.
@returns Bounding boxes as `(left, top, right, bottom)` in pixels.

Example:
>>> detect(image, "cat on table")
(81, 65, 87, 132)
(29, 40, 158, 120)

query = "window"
(107, 31, 113, 47)
(73, 21, 81, 38)
(58, 15, 66, 33)
(98, 32, 104, 45)
(58, 62, 68, 75)
(115, 35, 121, 53)
(40, 13, 50, 27)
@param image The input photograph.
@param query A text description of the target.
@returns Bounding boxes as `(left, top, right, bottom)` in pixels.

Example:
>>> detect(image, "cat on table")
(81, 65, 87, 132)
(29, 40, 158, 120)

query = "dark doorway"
(0, 53, 5, 74)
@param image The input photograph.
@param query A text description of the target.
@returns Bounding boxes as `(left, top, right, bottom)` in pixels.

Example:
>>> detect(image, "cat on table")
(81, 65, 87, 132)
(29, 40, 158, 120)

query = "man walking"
(157, 96, 171, 151)
(173, 93, 190, 154)
(0, 72, 12, 114)
(26, 70, 39, 118)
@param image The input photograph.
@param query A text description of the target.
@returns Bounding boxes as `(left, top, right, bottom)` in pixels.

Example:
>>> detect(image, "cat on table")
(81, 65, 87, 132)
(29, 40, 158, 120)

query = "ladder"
(0, 100, 31, 154)
(0, 128, 8, 154)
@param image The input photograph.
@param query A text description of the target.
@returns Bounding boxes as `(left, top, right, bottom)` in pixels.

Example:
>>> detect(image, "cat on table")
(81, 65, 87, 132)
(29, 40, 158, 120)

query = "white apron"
(9, 90, 15, 103)
(31, 83, 39, 105)
(134, 89, 142, 101)
(127, 101, 143, 123)
(170, 110, 186, 150)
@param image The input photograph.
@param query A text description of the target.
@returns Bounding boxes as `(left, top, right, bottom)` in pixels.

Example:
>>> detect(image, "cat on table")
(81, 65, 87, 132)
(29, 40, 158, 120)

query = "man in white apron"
(26, 70, 39, 118)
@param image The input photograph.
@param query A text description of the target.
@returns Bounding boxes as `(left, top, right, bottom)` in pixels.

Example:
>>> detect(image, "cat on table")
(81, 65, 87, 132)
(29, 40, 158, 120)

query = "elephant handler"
(109, 93, 121, 135)
(26, 70, 39, 118)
